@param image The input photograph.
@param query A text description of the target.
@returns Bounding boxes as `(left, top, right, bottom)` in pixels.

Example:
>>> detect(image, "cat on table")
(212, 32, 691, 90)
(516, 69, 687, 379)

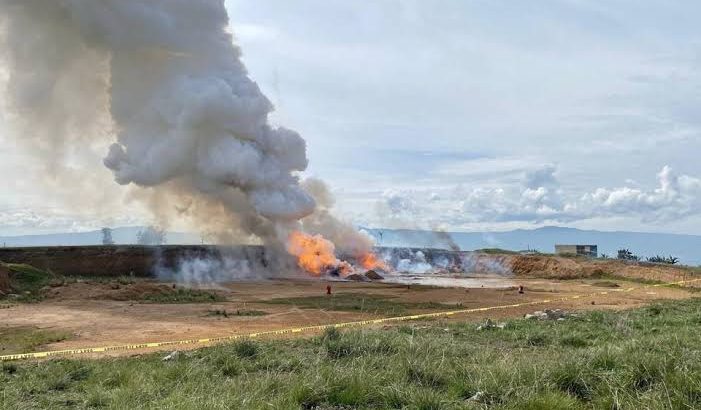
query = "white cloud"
(575, 166, 701, 221)
(0, 207, 146, 236)
(524, 165, 559, 189)
(374, 165, 701, 229)
(455, 165, 564, 223)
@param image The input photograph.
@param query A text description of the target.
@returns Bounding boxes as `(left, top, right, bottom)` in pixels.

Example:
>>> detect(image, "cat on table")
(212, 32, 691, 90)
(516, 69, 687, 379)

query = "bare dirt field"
(1, 274, 698, 358)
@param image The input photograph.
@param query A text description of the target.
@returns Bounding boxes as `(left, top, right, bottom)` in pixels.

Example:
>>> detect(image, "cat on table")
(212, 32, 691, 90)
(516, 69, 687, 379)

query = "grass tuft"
(206, 308, 268, 318)
(406, 362, 445, 388)
(142, 288, 223, 304)
(233, 340, 258, 358)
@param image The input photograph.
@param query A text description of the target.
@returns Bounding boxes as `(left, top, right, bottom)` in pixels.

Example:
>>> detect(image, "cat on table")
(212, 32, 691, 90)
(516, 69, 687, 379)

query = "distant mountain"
(0, 226, 200, 247)
(2, 225, 699, 266)
(362, 226, 701, 266)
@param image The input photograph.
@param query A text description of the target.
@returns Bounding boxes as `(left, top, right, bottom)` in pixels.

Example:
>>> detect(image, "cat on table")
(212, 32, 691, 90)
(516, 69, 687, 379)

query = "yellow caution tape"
(2, 277, 699, 362)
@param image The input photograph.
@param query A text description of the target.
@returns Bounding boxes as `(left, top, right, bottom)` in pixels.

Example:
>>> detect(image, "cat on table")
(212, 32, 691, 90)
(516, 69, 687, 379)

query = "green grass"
(0, 327, 72, 355)
(4, 297, 701, 408)
(62, 275, 138, 285)
(1, 262, 224, 304)
(265, 293, 461, 315)
(1, 263, 55, 302)
(476, 248, 519, 255)
(142, 288, 224, 304)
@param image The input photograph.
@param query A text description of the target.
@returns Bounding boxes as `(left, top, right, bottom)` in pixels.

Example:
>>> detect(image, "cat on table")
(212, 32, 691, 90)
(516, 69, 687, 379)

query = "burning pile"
(286, 232, 387, 277)
(359, 252, 389, 271)
(286, 232, 352, 276)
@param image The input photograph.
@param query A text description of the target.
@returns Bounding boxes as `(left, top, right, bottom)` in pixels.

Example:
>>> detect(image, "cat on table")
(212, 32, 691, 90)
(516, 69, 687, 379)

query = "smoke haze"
(0, 0, 314, 252)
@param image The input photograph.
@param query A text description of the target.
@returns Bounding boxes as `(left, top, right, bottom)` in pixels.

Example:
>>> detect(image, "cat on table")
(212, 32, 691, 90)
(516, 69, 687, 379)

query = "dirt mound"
(0, 264, 11, 295)
(365, 270, 384, 280)
(345, 273, 368, 282)
(507, 254, 692, 283)
(508, 255, 584, 278)
(470, 254, 512, 274)
(600, 261, 693, 283)
(41, 280, 219, 302)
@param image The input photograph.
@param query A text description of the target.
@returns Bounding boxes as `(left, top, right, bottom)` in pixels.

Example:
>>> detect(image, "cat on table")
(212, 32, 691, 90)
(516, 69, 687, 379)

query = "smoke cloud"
(0, 0, 315, 250)
(300, 178, 376, 258)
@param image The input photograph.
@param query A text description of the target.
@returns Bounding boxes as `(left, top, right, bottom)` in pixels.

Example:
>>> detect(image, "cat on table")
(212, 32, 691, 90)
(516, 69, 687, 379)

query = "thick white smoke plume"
(300, 178, 377, 258)
(0, 0, 314, 248)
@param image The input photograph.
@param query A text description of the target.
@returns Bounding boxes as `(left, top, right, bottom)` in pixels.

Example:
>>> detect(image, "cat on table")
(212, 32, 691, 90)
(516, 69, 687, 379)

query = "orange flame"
(359, 252, 389, 271)
(287, 231, 351, 276)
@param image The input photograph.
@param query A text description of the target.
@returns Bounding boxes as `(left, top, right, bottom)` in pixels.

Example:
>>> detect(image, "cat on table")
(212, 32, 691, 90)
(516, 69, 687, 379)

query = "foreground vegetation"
(3, 296, 701, 409)
(0, 327, 72, 356)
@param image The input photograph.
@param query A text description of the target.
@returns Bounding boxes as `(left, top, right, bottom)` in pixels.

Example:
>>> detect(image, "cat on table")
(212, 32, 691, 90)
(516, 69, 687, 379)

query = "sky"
(1, 0, 701, 236)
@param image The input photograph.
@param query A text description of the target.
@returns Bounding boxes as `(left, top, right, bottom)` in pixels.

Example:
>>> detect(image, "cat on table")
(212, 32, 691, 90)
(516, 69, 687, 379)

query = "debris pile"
(162, 351, 179, 361)
(524, 309, 573, 321)
(364, 270, 384, 280)
(468, 391, 485, 402)
(345, 273, 368, 282)
(477, 318, 506, 330)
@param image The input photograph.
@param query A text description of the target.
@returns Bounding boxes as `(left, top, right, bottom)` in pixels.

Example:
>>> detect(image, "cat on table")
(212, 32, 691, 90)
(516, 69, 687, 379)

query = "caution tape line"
(2, 277, 700, 362)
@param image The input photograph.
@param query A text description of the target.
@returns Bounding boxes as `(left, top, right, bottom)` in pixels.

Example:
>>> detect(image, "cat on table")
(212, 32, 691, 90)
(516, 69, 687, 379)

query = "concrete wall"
(0, 245, 267, 277)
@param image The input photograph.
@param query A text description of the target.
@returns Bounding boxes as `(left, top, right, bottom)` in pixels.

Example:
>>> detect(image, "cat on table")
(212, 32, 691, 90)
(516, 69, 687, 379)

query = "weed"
(233, 340, 258, 358)
(406, 363, 445, 388)
(142, 288, 223, 304)
(321, 326, 340, 341)
(525, 332, 550, 347)
(2, 363, 17, 375)
(207, 308, 267, 318)
(560, 335, 590, 348)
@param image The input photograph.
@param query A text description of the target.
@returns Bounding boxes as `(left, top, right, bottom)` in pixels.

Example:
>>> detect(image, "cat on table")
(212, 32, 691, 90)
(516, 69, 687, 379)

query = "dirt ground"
(1, 275, 698, 358)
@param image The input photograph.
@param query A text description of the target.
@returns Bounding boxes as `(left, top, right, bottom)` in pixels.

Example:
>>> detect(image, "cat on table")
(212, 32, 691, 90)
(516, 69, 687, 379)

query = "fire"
(359, 252, 389, 271)
(286, 231, 387, 277)
(287, 231, 351, 276)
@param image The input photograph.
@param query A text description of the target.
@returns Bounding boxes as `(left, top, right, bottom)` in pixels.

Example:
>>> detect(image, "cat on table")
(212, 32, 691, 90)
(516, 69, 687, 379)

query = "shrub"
(646, 255, 679, 265)
(617, 249, 639, 261)
(322, 326, 340, 342)
(233, 340, 258, 358)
